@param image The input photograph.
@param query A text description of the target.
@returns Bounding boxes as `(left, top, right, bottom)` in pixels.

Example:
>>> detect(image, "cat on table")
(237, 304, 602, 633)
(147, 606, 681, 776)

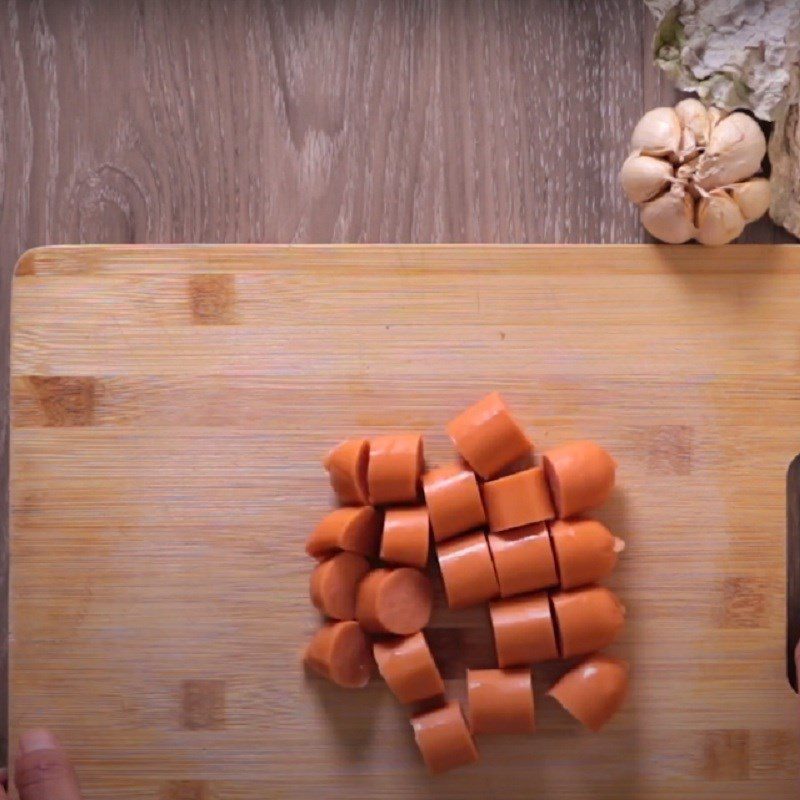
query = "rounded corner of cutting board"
(13, 246, 48, 277)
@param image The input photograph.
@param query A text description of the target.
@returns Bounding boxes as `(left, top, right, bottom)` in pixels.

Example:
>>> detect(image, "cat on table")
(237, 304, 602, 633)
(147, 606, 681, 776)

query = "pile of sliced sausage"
(304, 392, 629, 775)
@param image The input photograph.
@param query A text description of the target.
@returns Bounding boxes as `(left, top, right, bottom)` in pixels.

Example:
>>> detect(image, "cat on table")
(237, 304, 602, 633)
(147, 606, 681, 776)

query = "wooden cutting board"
(9, 244, 800, 800)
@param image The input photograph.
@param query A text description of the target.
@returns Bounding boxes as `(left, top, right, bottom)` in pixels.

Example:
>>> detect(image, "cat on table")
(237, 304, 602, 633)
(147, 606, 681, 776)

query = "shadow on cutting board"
(305, 671, 388, 760)
(651, 244, 781, 309)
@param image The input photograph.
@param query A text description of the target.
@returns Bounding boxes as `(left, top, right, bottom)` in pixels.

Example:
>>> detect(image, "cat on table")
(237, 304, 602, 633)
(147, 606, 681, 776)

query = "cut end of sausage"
(323, 438, 371, 505)
(377, 568, 433, 634)
(340, 506, 381, 556)
(358, 568, 433, 635)
(329, 621, 374, 688)
(306, 506, 381, 560)
(542, 454, 564, 517)
(303, 620, 374, 689)
(548, 591, 564, 660)
(310, 552, 370, 620)
(548, 655, 629, 732)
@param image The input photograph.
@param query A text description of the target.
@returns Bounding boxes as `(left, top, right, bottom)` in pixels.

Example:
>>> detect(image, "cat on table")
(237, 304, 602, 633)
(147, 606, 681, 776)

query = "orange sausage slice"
(549, 519, 625, 590)
(380, 507, 430, 569)
(482, 467, 555, 532)
(487, 522, 558, 598)
(303, 620, 374, 688)
(551, 586, 626, 658)
(411, 701, 479, 774)
(368, 433, 424, 505)
(356, 567, 433, 635)
(490, 592, 558, 667)
(446, 392, 532, 479)
(422, 463, 486, 542)
(323, 438, 369, 505)
(548, 655, 629, 732)
(305, 507, 381, 560)
(467, 668, 535, 735)
(310, 552, 370, 620)
(436, 531, 500, 610)
(373, 631, 445, 704)
(542, 440, 616, 518)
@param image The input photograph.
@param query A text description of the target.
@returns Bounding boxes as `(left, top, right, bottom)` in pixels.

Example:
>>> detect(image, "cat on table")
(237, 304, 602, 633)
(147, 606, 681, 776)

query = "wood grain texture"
(787, 456, 800, 690)
(9, 244, 800, 799)
(0, 0, 797, 769)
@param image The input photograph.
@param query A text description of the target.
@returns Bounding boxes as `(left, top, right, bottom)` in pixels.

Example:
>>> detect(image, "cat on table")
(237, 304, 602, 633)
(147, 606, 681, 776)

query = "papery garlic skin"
(694, 113, 766, 191)
(695, 190, 746, 246)
(619, 155, 673, 204)
(730, 178, 771, 222)
(630, 107, 681, 159)
(640, 188, 697, 244)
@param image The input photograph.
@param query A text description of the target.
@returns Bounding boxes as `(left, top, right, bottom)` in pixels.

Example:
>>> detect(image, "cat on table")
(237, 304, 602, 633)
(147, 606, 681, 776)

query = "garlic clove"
(679, 127, 700, 163)
(706, 106, 729, 135)
(675, 98, 710, 150)
(729, 178, 770, 222)
(630, 107, 681, 159)
(640, 187, 697, 244)
(695, 189, 746, 245)
(694, 112, 766, 190)
(619, 154, 673, 204)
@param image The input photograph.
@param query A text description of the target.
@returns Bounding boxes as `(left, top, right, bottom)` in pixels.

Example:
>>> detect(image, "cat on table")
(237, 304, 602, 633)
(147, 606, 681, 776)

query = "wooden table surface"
(0, 0, 795, 763)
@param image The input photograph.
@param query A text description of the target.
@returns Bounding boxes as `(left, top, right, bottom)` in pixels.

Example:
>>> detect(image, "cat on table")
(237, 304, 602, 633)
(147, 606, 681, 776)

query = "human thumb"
(14, 730, 82, 800)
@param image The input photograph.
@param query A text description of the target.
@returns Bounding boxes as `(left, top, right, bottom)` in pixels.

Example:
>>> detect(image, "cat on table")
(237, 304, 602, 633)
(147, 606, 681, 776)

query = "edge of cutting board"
(13, 242, 800, 278)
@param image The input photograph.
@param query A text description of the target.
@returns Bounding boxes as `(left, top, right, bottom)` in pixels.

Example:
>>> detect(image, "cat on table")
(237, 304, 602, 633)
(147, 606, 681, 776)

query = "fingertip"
(14, 736, 81, 800)
(18, 729, 59, 754)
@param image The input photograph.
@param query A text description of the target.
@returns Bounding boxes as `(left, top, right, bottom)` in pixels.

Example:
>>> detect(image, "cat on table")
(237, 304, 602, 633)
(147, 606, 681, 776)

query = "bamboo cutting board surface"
(9, 244, 800, 800)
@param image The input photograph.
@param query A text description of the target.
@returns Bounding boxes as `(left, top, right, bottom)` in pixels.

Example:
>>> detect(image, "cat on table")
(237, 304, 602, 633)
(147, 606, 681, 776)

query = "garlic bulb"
(640, 187, 696, 244)
(729, 178, 771, 222)
(621, 99, 770, 245)
(696, 191, 746, 246)
(620, 155, 673, 204)
(630, 107, 681, 159)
